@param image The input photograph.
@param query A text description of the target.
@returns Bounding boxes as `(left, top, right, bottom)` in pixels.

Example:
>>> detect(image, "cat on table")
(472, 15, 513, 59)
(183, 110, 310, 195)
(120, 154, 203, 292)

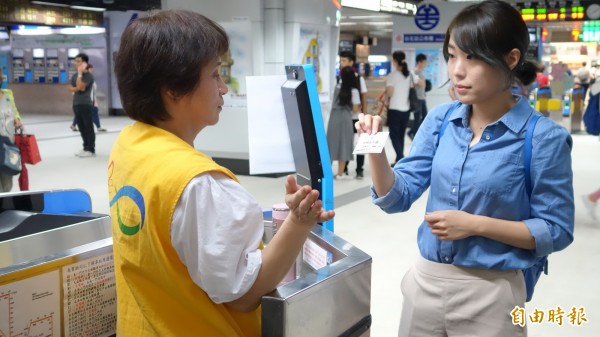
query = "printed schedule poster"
(0, 270, 61, 337)
(62, 253, 116, 337)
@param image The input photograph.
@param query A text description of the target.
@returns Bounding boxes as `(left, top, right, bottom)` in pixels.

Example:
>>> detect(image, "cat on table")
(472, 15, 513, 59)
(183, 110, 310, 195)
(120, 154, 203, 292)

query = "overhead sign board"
(515, 0, 598, 22)
(342, 0, 417, 15)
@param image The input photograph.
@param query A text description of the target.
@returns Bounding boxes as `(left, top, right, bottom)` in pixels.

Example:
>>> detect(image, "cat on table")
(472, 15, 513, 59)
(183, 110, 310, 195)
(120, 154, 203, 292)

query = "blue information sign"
(404, 34, 446, 43)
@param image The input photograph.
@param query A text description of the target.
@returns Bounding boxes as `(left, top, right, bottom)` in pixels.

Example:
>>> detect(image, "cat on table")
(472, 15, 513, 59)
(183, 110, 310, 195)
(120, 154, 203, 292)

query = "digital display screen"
(33, 48, 45, 58)
(516, 1, 593, 22)
(68, 48, 80, 58)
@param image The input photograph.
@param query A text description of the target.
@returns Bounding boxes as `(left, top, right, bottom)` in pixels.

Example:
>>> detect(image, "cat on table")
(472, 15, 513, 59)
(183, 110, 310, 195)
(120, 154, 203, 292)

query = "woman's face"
(446, 37, 507, 105)
(180, 58, 229, 131)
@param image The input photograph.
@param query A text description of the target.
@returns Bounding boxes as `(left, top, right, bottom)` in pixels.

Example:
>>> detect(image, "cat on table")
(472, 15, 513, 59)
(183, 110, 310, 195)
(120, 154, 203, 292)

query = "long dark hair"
(392, 51, 409, 77)
(443, 0, 529, 90)
(337, 66, 358, 108)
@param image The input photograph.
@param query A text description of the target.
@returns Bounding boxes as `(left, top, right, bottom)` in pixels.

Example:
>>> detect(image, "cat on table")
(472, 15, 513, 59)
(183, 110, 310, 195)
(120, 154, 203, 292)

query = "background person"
(407, 53, 428, 140)
(110, 10, 334, 336)
(355, 1, 574, 335)
(582, 188, 600, 220)
(385, 50, 413, 166)
(67, 53, 95, 157)
(0, 88, 23, 192)
(339, 50, 368, 179)
(327, 66, 361, 180)
(577, 61, 591, 98)
(70, 64, 107, 132)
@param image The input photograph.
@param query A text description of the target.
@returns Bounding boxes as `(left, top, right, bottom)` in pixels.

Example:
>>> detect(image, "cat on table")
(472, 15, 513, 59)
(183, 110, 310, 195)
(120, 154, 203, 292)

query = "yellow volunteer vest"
(108, 122, 261, 336)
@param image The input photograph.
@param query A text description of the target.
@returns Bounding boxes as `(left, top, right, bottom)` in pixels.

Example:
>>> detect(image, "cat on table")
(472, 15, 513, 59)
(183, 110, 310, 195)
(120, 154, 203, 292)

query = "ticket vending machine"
(46, 49, 60, 83)
(67, 48, 80, 82)
(32, 48, 46, 83)
(11, 49, 26, 83)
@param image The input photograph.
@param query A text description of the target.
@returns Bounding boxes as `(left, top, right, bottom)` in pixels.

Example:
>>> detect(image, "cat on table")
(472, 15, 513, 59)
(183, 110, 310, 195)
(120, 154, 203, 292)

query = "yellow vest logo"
(109, 185, 146, 235)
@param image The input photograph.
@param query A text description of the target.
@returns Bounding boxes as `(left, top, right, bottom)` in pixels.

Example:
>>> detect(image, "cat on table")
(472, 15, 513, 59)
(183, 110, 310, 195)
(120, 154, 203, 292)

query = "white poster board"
(246, 75, 295, 175)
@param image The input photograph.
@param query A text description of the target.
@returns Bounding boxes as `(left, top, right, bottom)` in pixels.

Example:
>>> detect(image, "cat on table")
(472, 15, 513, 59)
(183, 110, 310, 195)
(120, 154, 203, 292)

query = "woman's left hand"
(14, 118, 23, 130)
(424, 210, 476, 240)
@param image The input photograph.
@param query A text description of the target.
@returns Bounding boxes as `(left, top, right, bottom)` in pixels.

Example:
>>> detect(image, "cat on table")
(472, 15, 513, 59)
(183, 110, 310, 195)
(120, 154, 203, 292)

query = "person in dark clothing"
(339, 51, 368, 179)
(68, 53, 95, 157)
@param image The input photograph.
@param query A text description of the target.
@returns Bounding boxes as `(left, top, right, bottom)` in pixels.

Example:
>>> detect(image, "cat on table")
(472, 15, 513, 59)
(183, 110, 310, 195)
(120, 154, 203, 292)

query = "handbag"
(14, 129, 41, 165)
(0, 135, 21, 175)
(409, 74, 419, 112)
(425, 79, 432, 92)
(369, 92, 388, 126)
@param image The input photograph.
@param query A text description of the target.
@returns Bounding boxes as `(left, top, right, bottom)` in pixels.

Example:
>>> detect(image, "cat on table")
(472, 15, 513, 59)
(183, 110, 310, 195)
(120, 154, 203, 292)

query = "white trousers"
(398, 256, 527, 337)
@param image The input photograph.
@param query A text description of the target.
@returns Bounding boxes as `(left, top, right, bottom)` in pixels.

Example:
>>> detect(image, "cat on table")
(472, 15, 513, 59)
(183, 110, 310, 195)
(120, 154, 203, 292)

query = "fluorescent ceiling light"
(13, 26, 53, 36)
(31, 1, 69, 7)
(366, 21, 393, 26)
(368, 55, 389, 62)
(340, 21, 393, 26)
(341, 0, 380, 12)
(70, 5, 106, 12)
(342, 15, 390, 20)
(59, 26, 106, 34)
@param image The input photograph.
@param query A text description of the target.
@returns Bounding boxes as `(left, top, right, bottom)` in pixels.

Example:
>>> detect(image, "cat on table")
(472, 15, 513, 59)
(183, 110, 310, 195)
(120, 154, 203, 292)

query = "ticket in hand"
(353, 132, 389, 154)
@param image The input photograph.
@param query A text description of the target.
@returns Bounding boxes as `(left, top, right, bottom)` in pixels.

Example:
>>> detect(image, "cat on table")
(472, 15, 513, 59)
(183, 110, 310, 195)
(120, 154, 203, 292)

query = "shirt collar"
(449, 95, 534, 133)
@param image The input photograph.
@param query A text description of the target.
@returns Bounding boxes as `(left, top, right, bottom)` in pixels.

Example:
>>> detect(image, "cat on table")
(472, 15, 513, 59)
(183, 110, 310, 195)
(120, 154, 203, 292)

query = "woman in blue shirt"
(356, 1, 574, 336)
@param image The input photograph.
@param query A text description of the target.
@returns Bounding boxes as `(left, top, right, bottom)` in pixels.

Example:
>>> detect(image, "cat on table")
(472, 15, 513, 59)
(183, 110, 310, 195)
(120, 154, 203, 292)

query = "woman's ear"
(506, 48, 521, 70)
(161, 87, 179, 103)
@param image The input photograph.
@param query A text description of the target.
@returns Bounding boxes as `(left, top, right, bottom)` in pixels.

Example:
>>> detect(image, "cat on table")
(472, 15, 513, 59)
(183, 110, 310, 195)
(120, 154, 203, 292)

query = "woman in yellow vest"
(109, 10, 335, 336)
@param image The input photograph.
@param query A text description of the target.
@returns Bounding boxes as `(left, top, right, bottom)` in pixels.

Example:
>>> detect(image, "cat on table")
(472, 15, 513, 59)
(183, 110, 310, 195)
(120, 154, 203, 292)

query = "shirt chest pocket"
(472, 152, 521, 196)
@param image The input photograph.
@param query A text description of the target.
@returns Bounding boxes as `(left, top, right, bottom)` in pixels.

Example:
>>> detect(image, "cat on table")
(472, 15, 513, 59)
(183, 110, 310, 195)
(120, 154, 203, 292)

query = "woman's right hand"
(284, 175, 335, 227)
(355, 113, 382, 136)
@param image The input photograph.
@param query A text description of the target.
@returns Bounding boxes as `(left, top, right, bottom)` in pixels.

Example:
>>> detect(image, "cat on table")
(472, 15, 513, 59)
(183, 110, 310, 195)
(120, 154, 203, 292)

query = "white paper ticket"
(353, 132, 389, 154)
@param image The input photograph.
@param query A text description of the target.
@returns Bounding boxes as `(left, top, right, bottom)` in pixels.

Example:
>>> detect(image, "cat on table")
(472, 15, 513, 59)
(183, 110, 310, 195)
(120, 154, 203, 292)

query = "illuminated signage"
(582, 20, 600, 42)
(341, 0, 381, 11)
(342, 0, 417, 15)
(380, 0, 418, 16)
(516, 1, 596, 22)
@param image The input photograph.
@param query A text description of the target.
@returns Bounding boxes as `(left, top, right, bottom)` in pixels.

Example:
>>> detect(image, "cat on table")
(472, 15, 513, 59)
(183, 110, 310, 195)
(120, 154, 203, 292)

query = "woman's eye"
(448, 54, 455, 59)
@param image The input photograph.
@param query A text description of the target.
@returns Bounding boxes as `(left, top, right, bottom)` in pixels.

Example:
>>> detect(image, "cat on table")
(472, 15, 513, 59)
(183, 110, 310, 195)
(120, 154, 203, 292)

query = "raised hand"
(355, 113, 383, 136)
(284, 175, 335, 227)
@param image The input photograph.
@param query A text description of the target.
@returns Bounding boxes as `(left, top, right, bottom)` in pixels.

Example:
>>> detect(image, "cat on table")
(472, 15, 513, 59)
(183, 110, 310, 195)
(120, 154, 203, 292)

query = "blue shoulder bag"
(438, 102, 546, 302)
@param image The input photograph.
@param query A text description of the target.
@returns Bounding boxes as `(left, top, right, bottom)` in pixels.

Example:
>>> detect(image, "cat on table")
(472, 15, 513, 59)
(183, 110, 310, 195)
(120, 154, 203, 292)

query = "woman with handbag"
(385, 50, 416, 166)
(0, 88, 24, 192)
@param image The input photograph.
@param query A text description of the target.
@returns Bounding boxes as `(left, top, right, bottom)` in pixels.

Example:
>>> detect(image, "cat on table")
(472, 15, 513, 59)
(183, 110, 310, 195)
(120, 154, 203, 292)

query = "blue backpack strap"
(437, 101, 461, 147)
(522, 113, 549, 302)
(524, 112, 547, 272)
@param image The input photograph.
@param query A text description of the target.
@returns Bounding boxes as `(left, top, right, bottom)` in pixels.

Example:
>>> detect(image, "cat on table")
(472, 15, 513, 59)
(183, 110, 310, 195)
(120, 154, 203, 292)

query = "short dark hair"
(416, 53, 427, 63)
(115, 10, 229, 125)
(339, 51, 356, 64)
(75, 53, 89, 63)
(443, 0, 528, 89)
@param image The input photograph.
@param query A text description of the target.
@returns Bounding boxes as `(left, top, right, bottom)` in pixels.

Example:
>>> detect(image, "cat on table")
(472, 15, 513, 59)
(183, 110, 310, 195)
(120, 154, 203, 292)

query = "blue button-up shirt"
(372, 97, 574, 270)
